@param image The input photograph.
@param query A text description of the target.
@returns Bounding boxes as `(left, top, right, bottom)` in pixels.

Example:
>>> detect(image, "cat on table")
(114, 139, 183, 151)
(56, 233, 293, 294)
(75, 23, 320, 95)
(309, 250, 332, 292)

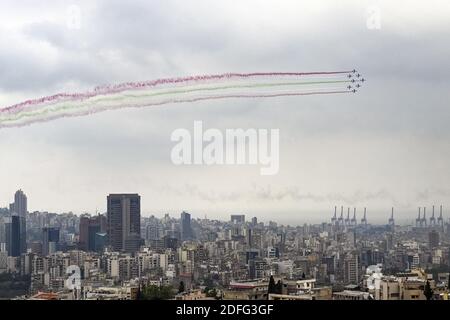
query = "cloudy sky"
(1, 0, 449, 224)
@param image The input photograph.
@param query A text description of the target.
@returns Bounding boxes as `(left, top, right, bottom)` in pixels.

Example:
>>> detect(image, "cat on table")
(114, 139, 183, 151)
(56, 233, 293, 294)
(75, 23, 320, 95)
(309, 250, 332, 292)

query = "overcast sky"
(1, 0, 449, 224)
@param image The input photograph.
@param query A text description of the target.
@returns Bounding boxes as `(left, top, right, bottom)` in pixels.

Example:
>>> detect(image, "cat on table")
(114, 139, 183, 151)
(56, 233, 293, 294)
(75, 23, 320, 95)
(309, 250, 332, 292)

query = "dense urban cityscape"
(0, 189, 449, 300)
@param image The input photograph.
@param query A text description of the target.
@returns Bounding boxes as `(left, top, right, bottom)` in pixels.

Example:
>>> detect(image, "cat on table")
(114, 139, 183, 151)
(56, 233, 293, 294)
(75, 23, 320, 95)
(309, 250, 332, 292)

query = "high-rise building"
(94, 232, 107, 252)
(5, 216, 21, 257)
(163, 235, 178, 250)
(9, 190, 27, 254)
(0, 251, 7, 273)
(248, 258, 267, 279)
(246, 227, 252, 247)
(231, 214, 245, 224)
(180, 211, 193, 241)
(428, 230, 439, 249)
(0, 218, 6, 252)
(42, 227, 60, 256)
(384, 233, 394, 251)
(79, 214, 107, 251)
(12, 190, 27, 216)
(344, 253, 360, 285)
(107, 194, 141, 253)
(146, 221, 161, 241)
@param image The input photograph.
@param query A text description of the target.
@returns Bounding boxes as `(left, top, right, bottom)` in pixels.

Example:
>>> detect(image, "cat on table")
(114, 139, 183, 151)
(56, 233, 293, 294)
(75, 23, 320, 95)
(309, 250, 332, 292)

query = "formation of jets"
(347, 70, 365, 93)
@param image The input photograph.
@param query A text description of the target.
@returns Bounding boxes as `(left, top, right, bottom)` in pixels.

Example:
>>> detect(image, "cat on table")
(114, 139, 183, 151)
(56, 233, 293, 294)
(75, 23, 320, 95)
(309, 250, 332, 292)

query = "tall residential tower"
(107, 194, 141, 253)
(9, 190, 27, 254)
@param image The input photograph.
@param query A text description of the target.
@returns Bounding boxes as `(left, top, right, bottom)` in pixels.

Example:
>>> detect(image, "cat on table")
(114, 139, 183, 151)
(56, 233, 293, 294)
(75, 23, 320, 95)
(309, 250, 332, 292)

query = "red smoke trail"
(0, 90, 351, 129)
(0, 71, 353, 114)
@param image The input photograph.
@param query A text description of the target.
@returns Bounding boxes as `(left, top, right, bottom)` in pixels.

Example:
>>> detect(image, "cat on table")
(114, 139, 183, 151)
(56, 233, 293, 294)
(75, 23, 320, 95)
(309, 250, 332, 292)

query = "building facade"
(107, 194, 141, 253)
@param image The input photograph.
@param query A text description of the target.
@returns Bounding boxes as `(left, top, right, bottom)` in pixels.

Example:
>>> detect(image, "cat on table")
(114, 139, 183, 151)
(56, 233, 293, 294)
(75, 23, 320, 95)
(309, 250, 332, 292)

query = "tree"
(178, 281, 185, 293)
(448, 273, 450, 290)
(276, 280, 283, 294)
(268, 276, 276, 294)
(136, 284, 143, 300)
(142, 285, 174, 300)
(203, 277, 214, 288)
(206, 288, 217, 298)
(423, 280, 433, 300)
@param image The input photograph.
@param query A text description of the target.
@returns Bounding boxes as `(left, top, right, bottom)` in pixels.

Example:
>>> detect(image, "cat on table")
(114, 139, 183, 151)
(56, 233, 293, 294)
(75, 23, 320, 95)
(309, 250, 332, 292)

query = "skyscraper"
(0, 218, 6, 252)
(9, 190, 27, 254)
(180, 211, 193, 241)
(107, 194, 141, 253)
(146, 221, 161, 241)
(42, 227, 60, 256)
(344, 253, 360, 285)
(79, 214, 107, 251)
(12, 190, 27, 216)
(230, 214, 245, 224)
(428, 230, 439, 249)
(5, 216, 21, 257)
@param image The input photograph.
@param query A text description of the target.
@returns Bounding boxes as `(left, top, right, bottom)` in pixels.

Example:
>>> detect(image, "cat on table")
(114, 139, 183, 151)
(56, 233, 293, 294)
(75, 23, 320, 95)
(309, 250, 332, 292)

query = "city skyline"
(1, 187, 449, 300)
(1, 188, 448, 226)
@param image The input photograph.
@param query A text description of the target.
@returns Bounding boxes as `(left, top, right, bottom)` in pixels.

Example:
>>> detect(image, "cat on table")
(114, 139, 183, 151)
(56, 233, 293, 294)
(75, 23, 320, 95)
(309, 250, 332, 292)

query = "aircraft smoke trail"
(0, 71, 364, 129)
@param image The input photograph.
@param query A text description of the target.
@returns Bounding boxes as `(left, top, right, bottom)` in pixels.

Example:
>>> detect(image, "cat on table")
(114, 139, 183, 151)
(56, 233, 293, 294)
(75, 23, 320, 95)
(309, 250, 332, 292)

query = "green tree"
(206, 288, 217, 298)
(276, 280, 283, 294)
(448, 273, 450, 290)
(142, 285, 174, 300)
(0, 273, 31, 299)
(136, 284, 143, 300)
(203, 277, 214, 288)
(178, 281, 185, 293)
(423, 280, 433, 300)
(268, 276, 276, 294)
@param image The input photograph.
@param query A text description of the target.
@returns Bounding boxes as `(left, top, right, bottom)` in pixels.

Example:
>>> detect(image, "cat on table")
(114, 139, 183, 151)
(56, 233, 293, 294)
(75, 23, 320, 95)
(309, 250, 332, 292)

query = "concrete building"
(269, 286, 332, 300)
(5, 215, 21, 257)
(223, 280, 268, 300)
(428, 230, 440, 249)
(333, 290, 370, 300)
(42, 227, 60, 256)
(230, 214, 245, 224)
(375, 269, 435, 300)
(180, 211, 193, 241)
(79, 214, 106, 251)
(107, 194, 141, 253)
(9, 190, 27, 255)
(344, 253, 360, 285)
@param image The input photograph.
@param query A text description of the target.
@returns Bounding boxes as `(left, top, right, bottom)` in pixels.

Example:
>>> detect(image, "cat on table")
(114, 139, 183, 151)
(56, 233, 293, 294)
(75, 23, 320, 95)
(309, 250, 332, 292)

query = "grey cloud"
(155, 183, 405, 207)
(416, 189, 450, 201)
(1, 1, 450, 218)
